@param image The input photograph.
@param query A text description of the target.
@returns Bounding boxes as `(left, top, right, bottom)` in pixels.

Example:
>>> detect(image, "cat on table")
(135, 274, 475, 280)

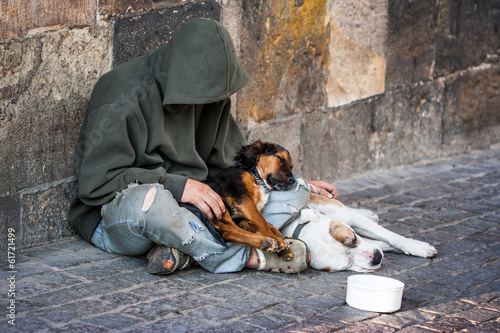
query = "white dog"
(281, 193, 438, 272)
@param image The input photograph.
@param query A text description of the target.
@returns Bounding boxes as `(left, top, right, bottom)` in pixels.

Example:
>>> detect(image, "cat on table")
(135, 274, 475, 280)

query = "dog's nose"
(371, 249, 383, 266)
(288, 176, 295, 184)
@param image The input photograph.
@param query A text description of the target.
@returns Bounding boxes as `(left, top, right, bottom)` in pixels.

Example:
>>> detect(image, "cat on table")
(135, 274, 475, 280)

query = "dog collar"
(249, 171, 272, 192)
(292, 221, 310, 239)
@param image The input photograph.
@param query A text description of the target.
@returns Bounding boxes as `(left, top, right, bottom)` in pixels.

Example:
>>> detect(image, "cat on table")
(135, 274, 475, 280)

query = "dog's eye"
(278, 157, 286, 164)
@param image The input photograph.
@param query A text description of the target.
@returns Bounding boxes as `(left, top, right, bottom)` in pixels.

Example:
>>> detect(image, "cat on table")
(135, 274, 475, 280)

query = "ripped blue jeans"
(91, 177, 311, 273)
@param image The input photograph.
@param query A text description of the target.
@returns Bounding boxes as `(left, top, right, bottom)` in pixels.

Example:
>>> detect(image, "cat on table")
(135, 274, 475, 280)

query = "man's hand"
(307, 180, 338, 199)
(181, 179, 226, 221)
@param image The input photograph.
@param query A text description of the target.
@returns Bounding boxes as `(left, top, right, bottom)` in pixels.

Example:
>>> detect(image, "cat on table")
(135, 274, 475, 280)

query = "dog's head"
(234, 141, 295, 191)
(292, 209, 384, 273)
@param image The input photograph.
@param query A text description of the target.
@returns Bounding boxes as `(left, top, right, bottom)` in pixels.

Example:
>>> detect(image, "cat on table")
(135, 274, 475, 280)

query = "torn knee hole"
(141, 187, 157, 212)
(181, 234, 195, 246)
(287, 204, 298, 213)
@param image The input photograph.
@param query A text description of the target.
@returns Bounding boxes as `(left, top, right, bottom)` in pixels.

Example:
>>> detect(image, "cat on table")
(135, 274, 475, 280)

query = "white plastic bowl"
(346, 275, 405, 313)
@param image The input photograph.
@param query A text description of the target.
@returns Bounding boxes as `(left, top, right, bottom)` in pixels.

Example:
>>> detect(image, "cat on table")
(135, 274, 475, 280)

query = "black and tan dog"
(182, 141, 296, 260)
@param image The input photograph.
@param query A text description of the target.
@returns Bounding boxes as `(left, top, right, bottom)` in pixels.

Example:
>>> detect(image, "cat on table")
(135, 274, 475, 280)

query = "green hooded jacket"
(68, 19, 250, 243)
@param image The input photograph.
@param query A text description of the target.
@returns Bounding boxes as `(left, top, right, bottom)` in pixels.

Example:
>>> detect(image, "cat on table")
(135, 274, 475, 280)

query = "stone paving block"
(436, 255, 483, 273)
(0, 316, 51, 332)
(380, 194, 421, 206)
(229, 272, 294, 291)
(81, 313, 145, 330)
(280, 314, 346, 332)
(98, 291, 149, 306)
(417, 315, 474, 332)
(205, 321, 262, 333)
(461, 320, 500, 333)
(35, 251, 107, 270)
(121, 300, 179, 322)
(463, 232, 500, 247)
(481, 214, 500, 224)
(336, 321, 397, 333)
(193, 282, 248, 299)
(288, 275, 344, 295)
(171, 266, 243, 285)
(293, 294, 345, 310)
(459, 203, 497, 215)
(130, 278, 204, 300)
(260, 285, 314, 301)
(50, 322, 108, 333)
(436, 239, 485, 255)
(451, 307, 500, 324)
(438, 224, 480, 238)
(435, 267, 500, 292)
(28, 299, 116, 324)
(396, 326, 436, 332)
(412, 229, 457, 245)
(402, 285, 455, 305)
(270, 303, 319, 319)
(370, 313, 417, 329)
(421, 300, 475, 316)
(17, 270, 82, 297)
(137, 315, 217, 333)
(423, 208, 474, 223)
(397, 309, 439, 324)
(218, 293, 282, 314)
(240, 311, 297, 330)
(22, 285, 88, 307)
(186, 304, 244, 321)
(323, 305, 379, 324)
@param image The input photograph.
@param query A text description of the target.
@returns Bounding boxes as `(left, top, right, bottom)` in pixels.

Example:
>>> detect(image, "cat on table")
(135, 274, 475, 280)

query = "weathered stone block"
(300, 106, 373, 182)
(369, 82, 443, 168)
(385, 0, 437, 88)
(0, 194, 20, 253)
(0, 25, 110, 196)
(301, 81, 442, 181)
(113, 1, 221, 66)
(326, 0, 387, 107)
(434, 0, 500, 77)
(238, 0, 329, 121)
(20, 180, 77, 248)
(0, 0, 95, 39)
(441, 65, 500, 154)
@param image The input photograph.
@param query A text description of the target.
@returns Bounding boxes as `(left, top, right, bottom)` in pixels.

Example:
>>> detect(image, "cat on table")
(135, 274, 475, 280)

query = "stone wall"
(1, 0, 499, 250)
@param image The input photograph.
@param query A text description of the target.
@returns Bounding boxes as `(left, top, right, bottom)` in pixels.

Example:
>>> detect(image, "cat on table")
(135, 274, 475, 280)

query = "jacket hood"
(156, 18, 249, 105)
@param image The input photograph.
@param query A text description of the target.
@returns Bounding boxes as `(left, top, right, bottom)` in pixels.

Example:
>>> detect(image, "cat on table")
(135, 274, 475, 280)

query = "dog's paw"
(402, 239, 437, 258)
(279, 249, 294, 261)
(262, 238, 279, 252)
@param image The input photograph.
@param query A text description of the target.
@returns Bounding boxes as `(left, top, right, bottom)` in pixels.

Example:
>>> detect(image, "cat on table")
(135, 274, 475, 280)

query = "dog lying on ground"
(182, 141, 296, 260)
(184, 140, 437, 271)
(281, 191, 438, 272)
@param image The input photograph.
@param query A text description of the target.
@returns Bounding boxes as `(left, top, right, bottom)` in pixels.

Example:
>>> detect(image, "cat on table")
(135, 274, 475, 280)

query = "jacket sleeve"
(74, 103, 168, 206)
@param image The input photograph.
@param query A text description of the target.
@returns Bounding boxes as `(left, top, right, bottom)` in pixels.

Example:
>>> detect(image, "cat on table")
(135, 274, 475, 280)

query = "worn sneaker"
(256, 238, 310, 273)
(146, 245, 190, 275)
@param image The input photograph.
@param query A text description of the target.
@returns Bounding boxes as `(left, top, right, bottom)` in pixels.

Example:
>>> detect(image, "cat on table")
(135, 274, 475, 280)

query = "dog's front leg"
(215, 211, 284, 252)
(349, 213, 437, 258)
(237, 205, 293, 260)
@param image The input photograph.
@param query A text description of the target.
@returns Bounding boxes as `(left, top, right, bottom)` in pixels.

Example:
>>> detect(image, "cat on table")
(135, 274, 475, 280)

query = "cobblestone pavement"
(3, 147, 500, 332)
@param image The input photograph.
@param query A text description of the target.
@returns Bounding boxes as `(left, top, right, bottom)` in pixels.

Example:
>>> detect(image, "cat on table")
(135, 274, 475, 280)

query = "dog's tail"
(178, 203, 227, 247)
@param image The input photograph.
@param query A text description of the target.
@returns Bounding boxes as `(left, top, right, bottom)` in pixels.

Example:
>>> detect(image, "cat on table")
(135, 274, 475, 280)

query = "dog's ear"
(234, 140, 267, 170)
